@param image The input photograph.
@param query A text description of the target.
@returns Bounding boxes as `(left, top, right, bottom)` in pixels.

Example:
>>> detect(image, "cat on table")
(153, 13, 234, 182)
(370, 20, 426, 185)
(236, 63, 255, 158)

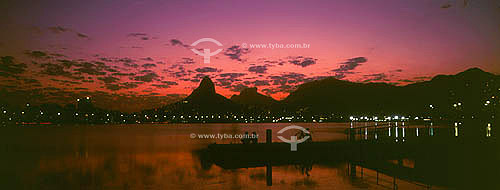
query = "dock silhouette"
(199, 121, 498, 189)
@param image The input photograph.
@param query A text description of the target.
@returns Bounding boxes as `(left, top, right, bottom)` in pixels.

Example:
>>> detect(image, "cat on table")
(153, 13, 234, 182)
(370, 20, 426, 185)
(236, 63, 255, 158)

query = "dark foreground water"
(0, 123, 452, 189)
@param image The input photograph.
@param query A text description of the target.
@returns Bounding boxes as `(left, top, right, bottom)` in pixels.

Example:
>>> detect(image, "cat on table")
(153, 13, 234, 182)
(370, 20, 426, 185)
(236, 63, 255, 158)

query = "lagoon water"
(0, 123, 445, 189)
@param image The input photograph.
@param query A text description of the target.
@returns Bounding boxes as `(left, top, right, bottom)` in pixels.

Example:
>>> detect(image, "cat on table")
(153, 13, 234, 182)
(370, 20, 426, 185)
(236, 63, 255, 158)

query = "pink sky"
(1, 0, 500, 111)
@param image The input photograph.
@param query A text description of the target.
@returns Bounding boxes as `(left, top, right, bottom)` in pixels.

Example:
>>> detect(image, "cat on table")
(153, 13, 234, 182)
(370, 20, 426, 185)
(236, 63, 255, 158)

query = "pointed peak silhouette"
(190, 76, 215, 97)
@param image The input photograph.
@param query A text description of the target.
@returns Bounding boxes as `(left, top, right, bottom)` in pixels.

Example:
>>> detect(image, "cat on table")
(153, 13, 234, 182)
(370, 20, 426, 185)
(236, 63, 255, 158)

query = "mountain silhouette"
(187, 76, 216, 99)
(143, 68, 499, 120)
(283, 77, 400, 115)
(231, 87, 278, 106)
(284, 67, 499, 116)
(231, 87, 279, 113)
(160, 76, 238, 114)
(403, 67, 499, 115)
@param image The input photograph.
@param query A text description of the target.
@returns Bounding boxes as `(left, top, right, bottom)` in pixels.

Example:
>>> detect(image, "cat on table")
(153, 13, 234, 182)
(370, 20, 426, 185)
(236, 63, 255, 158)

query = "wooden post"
(349, 128, 355, 142)
(393, 176, 397, 190)
(361, 167, 363, 178)
(266, 163, 272, 186)
(350, 163, 357, 177)
(266, 129, 272, 144)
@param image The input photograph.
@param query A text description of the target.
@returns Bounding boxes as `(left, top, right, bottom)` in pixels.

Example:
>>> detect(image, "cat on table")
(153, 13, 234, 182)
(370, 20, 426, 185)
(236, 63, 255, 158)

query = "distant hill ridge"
(152, 68, 499, 116)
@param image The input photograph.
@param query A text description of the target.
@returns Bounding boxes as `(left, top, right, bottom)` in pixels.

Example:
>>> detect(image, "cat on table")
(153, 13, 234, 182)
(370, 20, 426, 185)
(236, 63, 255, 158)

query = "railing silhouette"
(346, 122, 448, 190)
(346, 121, 445, 143)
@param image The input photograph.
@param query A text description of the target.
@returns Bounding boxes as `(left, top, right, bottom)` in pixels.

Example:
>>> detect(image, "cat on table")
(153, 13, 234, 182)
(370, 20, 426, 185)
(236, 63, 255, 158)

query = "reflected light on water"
(486, 123, 491, 137)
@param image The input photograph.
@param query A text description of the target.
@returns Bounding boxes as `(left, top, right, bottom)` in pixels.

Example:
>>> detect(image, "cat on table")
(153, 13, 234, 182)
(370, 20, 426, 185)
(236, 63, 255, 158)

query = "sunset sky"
(1, 0, 500, 111)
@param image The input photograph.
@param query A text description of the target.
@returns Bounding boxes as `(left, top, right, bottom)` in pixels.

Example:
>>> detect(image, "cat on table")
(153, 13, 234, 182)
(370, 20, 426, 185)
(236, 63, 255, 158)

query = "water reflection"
(0, 123, 360, 189)
(0, 122, 497, 189)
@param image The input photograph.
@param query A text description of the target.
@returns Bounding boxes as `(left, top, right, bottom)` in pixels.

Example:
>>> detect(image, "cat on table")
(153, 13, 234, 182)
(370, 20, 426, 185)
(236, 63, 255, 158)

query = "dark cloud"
(178, 57, 195, 64)
(248, 65, 268, 74)
(441, 2, 452, 9)
(251, 80, 270, 86)
(82, 79, 94, 83)
(192, 73, 210, 82)
(25, 50, 49, 59)
(214, 77, 249, 92)
(0, 56, 27, 77)
(331, 57, 367, 78)
(399, 79, 415, 83)
(362, 73, 389, 82)
(257, 58, 286, 66)
(164, 64, 194, 78)
(141, 57, 154, 61)
(50, 78, 82, 85)
(142, 88, 154, 93)
(262, 85, 295, 95)
(215, 73, 246, 88)
(216, 78, 233, 87)
(112, 72, 135, 76)
(73, 62, 107, 75)
(170, 39, 190, 48)
(105, 82, 141, 91)
(332, 57, 367, 73)
(151, 84, 172, 89)
(215, 77, 241, 86)
(268, 73, 306, 85)
(35, 60, 119, 80)
(391, 69, 403, 72)
(182, 73, 217, 83)
(124, 63, 139, 68)
(219, 73, 246, 78)
(76, 33, 88, 38)
(22, 78, 41, 85)
(48, 26, 69, 34)
(99, 57, 113, 62)
(105, 68, 118, 73)
(224, 45, 249, 61)
(304, 75, 329, 82)
(261, 73, 329, 95)
(142, 63, 157, 69)
(287, 56, 317, 67)
(40, 63, 81, 79)
(97, 76, 120, 84)
(333, 73, 347, 79)
(229, 83, 249, 92)
(116, 57, 138, 68)
(48, 26, 89, 39)
(57, 59, 77, 68)
(133, 73, 160, 82)
(151, 81, 178, 89)
(161, 81, 178, 85)
(127, 33, 151, 40)
(195, 67, 220, 73)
